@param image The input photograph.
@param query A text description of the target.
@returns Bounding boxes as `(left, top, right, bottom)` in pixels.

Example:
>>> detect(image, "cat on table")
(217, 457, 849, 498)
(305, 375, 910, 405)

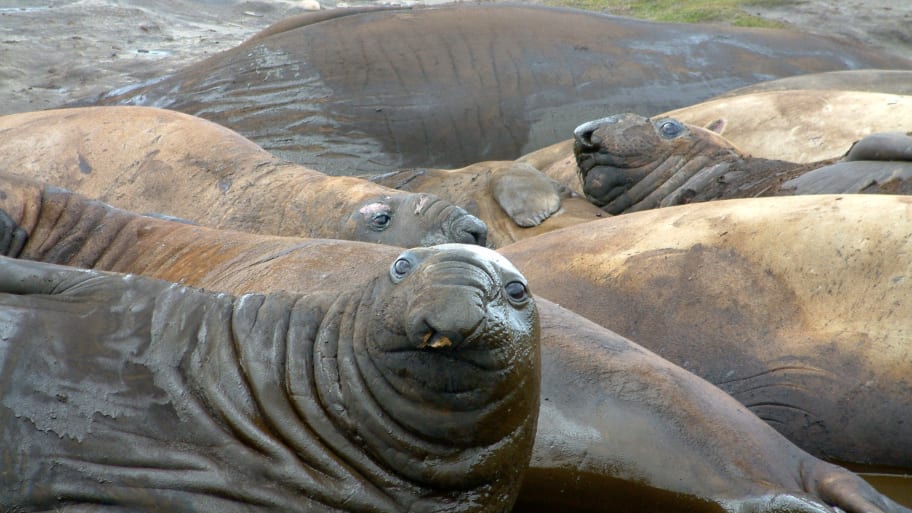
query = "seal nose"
(450, 213, 488, 247)
(412, 295, 487, 350)
(574, 116, 619, 151)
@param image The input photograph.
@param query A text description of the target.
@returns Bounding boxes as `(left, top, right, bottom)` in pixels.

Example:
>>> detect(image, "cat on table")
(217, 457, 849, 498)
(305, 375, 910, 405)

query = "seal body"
(664, 90, 912, 162)
(499, 194, 912, 472)
(0, 174, 906, 513)
(87, 4, 912, 175)
(0, 243, 540, 513)
(0, 106, 488, 247)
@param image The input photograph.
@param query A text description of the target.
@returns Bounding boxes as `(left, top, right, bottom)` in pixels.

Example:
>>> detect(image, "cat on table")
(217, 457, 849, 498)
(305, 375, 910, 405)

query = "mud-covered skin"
(85, 4, 912, 176)
(499, 195, 912, 474)
(573, 113, 912, 213)
(367, 162, 604, 248)
(0, 106, 487, 247)
(0, 175, 905, 513)
(0, 243, 540, 513)
(664, 90, 912, 163)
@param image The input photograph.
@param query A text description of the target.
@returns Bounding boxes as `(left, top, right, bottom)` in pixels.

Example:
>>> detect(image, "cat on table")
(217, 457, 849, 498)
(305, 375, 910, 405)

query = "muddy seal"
(87, 4, 912, 175)
(0, 243, 540, 512)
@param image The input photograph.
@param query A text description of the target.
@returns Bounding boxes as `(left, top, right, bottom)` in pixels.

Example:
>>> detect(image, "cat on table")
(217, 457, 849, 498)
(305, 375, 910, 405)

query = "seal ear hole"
(390, 255, 416, 282)
(504, 281, 529, 305)
(656, 118, 685, 139)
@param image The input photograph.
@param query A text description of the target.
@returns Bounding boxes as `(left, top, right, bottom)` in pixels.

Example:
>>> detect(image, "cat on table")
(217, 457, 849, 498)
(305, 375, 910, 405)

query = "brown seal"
(498, 194, 912, 474)
(0, 105, 487, 247)
(0, 172, 905, 513)
(664, 90, 912, 162)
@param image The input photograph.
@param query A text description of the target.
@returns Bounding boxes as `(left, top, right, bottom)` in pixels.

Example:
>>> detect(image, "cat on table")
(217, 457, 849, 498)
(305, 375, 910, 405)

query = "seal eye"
(657, 119, 684, 139)
(390, 256, 414, 282)
(504, 281, 529, 304)
(371, 212, 392, 230)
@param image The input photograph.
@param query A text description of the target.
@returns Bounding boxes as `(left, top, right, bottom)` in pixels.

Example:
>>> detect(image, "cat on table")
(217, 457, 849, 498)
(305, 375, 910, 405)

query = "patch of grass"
(543, 0, 788, 29)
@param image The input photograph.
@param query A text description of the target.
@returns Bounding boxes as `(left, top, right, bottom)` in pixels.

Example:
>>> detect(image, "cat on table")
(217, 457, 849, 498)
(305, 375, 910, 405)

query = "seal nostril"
(573, 120, 604, 150)
(455, 215, 488, 247)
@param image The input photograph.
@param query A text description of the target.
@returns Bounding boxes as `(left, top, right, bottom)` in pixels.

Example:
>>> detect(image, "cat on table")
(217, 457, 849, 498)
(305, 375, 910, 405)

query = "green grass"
(542, 0, 791, 28)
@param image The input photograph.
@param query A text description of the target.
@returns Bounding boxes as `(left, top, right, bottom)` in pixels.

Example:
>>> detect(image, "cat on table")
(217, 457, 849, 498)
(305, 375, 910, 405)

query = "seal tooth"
(419, 330, 453, 349)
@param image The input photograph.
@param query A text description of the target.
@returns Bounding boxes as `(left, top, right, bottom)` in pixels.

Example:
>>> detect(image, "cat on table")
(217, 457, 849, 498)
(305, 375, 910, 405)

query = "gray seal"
(0, 245, 540, 513)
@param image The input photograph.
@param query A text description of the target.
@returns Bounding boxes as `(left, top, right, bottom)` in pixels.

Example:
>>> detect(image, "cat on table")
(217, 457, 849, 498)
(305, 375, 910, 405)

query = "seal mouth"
(419, 328, 454, 349)
(412, 312, 486, 353)
(579, 163, 648, 210)
(575, 143, 652, 177)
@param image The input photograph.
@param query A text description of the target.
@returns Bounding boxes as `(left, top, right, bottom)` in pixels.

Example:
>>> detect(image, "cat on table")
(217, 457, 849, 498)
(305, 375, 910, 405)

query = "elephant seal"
(0, 244, 540, 513)
(498, 194, 912, 473)
(572, 113, 912, 212)
(663, 90, 912, 163)
(0, 173, 905, 513)
(0, 106, 487, 247)
(86, 4, 912, 175)
(713, 70, 912, 99)
(366, 161, 605, 248)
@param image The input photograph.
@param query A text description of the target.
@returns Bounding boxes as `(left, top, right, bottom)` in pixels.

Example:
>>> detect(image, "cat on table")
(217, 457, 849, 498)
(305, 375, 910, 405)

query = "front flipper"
(0, 207, 27, 257)
(491, 163, 564, 227)
(801, 459, 909, 513)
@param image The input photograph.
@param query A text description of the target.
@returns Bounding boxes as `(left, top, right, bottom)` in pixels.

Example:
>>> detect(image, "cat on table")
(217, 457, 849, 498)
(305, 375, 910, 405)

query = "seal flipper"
(491, 163, 564, 227)
(0, 207, 28, 258)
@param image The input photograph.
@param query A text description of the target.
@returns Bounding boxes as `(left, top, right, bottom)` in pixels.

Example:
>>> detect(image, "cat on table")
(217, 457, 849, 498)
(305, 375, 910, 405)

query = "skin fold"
(0, 173, 905, 513)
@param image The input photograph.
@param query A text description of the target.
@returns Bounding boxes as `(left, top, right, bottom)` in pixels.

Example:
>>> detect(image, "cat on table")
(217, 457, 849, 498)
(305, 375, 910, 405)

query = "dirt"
(1, 0, 910, 116)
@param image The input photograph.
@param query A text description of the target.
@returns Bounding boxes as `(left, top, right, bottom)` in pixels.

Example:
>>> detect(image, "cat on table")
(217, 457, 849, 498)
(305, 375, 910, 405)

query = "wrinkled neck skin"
(581, 137, 740, 214)
(313, 276, 539, 512)
(581, 143, 838, 214)
(0, 180, 186, 269)
(11, 278, 532, 512)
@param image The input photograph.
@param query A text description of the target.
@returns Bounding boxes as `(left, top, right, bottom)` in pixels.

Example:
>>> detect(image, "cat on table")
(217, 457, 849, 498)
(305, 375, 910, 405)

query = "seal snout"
(405, 268, 490, 351)
(446, 209, 489, 247)
(573, 116, 621, 151)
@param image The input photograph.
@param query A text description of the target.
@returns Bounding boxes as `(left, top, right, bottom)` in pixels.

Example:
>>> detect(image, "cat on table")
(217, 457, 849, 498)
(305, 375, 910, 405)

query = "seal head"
(573, 113, 741, 214)
(349, 193, 488, 247)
